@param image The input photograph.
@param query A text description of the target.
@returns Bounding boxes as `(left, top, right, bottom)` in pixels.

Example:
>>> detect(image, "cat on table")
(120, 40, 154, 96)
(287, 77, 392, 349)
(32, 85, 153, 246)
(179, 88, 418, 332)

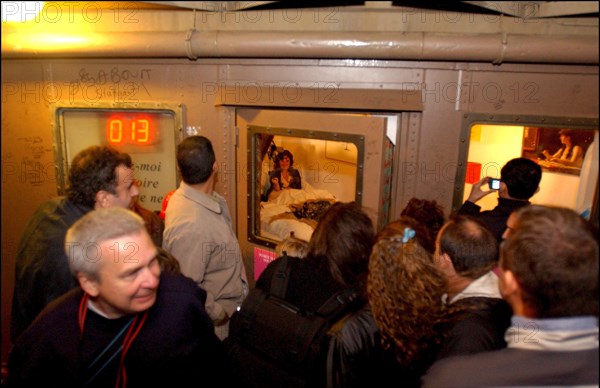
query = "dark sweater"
(8, 272, 229, 388)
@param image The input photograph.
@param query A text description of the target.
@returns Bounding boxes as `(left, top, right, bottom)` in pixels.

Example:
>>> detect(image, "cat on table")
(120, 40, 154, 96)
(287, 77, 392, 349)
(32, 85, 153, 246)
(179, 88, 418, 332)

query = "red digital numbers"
(106, 113, 154, 145)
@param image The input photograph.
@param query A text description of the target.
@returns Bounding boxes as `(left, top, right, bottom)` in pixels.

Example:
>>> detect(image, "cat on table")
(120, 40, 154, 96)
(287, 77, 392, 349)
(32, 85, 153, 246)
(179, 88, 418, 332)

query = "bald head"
(437, 216, 498, 279)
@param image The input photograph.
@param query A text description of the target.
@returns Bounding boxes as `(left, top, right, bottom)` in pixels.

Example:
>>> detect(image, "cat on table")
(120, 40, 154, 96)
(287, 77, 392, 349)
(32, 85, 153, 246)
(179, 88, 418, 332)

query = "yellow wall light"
(4, 32, 103, 53)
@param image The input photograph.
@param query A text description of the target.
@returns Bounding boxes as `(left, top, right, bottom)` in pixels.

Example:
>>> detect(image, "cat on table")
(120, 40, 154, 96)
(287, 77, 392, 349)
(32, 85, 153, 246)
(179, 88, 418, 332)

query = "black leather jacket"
(327, 306, 390, 388)
(11, 197, 90, 342)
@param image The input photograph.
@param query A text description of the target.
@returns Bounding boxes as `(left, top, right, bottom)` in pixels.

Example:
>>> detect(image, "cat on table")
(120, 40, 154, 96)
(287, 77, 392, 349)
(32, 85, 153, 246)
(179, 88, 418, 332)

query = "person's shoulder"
(38, 287, 81, 316)
(332, 305, 377, 339)
(27, 196, 71, 217)
(16, 288, 82, 342)
(37, 196, 64, 208)
(163, 190, 203, 224)
(34, 197, 91, 225)
(155, 272, 208, 310)
(18, 197, 64, 234)
(441, 298, 511, 357)
(164, 187, 189, 207)
(256, 255, 305, 290)
(18, 198, 90, 253)
(257, 255, 288, 282)
(453, 297, 511, 316)
(424, 347, 600, 387)
(457, 200, 481, 215)
(422, 348, 514, 387)
(158, 271, 206, 298)
(451, 297, 511, 328)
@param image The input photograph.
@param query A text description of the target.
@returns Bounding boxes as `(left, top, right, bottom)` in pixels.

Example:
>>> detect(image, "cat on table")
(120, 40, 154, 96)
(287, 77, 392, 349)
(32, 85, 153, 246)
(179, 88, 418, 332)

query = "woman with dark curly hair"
(375, 215, 437, 255)
(367, 219, 459, 386)
(400, 197, 446, 247)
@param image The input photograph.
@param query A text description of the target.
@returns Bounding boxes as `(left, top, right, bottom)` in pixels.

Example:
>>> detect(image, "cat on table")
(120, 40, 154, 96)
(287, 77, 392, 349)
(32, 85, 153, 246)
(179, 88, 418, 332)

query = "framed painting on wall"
(522, 127, 595, 177)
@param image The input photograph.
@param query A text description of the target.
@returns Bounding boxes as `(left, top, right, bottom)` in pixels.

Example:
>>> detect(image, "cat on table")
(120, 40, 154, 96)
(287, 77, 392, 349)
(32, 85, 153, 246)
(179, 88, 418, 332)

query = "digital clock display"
(57, 107, 180, 212)
(59, 109, 176, 154)
(106, 113, 156, 146)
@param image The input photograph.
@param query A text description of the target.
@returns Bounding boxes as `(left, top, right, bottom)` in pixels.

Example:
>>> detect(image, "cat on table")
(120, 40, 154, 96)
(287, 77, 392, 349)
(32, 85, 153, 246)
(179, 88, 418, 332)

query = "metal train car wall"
(1, 1, 598, 369)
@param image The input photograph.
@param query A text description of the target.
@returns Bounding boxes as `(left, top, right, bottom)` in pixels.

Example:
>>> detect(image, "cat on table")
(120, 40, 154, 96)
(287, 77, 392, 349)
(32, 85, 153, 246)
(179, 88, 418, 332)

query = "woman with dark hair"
(259, 200, 373, 313)
(266, 149, 302, 200)
(229, 202, 382, 387)
(400, 197, 446, 245)
(542, 129, 584, 168)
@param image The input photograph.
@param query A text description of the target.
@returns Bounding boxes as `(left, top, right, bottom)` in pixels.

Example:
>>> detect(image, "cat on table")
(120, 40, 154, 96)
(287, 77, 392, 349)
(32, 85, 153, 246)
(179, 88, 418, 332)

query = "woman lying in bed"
(259, 148, 340, 240)
(260, 182, 336, 242)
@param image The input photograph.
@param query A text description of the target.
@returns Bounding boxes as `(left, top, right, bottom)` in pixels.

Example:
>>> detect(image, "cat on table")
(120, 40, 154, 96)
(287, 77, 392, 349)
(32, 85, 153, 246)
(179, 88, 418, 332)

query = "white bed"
(259, 183, 336, 242)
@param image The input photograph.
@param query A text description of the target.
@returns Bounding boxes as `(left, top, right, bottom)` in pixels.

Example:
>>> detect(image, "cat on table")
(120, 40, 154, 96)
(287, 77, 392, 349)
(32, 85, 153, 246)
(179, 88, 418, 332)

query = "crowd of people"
(6, 136, 598, 387)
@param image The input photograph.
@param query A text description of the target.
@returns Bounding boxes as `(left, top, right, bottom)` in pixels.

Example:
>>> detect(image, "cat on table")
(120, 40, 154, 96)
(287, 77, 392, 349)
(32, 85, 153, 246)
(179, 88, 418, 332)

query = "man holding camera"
(458, 157, 542, 242)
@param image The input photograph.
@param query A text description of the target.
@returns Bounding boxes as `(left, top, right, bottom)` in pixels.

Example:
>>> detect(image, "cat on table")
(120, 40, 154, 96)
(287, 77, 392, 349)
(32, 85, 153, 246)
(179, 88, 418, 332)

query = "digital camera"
(488, 178, 501, 190)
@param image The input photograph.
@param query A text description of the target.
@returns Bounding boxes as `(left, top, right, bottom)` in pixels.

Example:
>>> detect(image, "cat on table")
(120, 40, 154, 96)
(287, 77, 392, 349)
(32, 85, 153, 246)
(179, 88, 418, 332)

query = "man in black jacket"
(11, 146, 139, 342)
(433, 215, 512, 359)
(458, 157, 541, 242)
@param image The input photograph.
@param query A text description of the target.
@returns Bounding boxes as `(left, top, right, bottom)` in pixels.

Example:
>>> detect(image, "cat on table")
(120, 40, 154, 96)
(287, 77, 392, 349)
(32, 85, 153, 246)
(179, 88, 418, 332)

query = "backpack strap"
(270, 253, 291, 299)
(316, 287, 359, 316)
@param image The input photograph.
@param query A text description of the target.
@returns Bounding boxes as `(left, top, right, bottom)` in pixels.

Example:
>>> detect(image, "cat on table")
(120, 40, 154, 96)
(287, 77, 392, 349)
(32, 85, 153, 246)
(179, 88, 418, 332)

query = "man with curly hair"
(11, 145, 138, 342)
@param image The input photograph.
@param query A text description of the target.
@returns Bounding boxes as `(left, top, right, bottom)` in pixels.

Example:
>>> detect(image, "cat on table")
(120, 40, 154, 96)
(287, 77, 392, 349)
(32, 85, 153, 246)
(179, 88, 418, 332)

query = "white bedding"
(259, 184, 336, 242)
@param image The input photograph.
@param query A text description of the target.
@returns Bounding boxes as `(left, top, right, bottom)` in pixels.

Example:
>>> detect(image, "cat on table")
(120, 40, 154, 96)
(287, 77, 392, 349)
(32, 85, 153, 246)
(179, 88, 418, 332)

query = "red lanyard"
(78, 293, 148, 388)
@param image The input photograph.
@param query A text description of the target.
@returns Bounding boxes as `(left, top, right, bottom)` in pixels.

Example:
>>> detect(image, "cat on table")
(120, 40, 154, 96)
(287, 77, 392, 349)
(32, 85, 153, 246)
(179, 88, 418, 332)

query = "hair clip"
(402, 227, 416, 243)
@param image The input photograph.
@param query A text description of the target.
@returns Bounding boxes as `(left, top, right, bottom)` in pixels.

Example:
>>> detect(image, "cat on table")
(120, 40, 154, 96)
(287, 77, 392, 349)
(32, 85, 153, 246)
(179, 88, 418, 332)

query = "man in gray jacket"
(163, 135, 248, 339)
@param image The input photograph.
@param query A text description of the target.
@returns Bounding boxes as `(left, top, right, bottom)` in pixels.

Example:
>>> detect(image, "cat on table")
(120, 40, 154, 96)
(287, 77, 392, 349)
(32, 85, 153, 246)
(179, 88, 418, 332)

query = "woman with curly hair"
(375, 215, 437, 255)
(367, 219, 458, 386)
